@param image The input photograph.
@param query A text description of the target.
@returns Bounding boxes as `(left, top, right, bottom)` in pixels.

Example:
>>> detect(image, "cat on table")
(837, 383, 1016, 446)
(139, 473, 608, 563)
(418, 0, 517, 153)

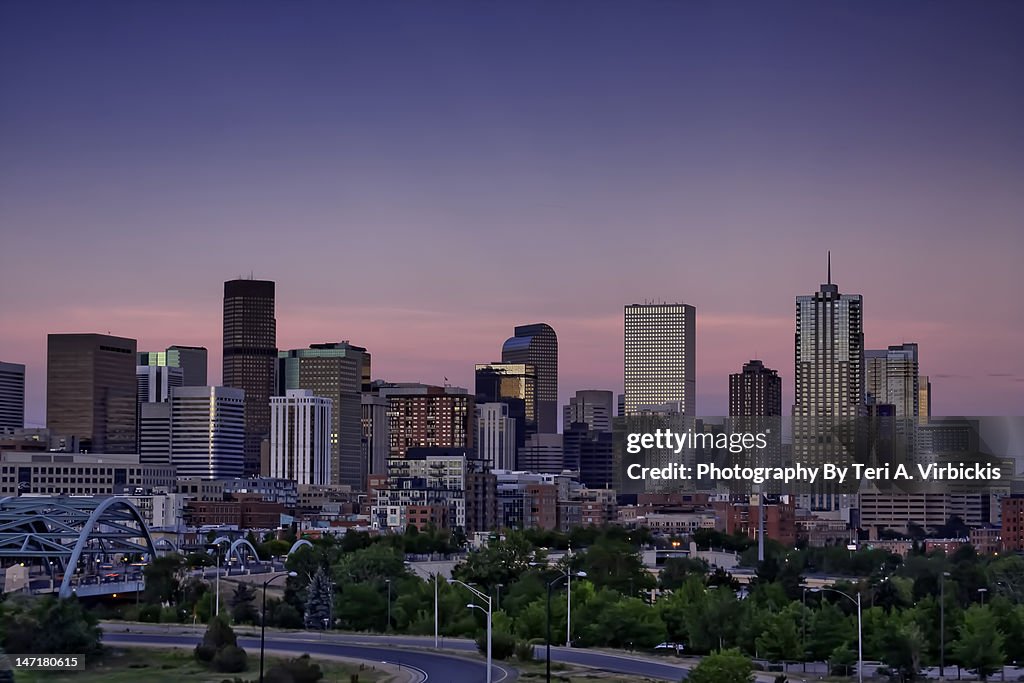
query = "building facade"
(476, 402, 517, 471)
(0, 361, 25, 430)
(136, 365, 184, 404)
(501, 323, 558, 434)
(0, 450, 175, 496)
(361, 393, 389, 478)
(563, 390, 613, 433)
(138, 345, 208, 386)
(47, 333, 137, 454)
(729, 360, 782, 417)
(222, 278, 277, 477)
(624, 304, 696, 416)
(269, 389, 333, 485)
(793, 265, 864, 512)
(380, 384, 473, 458)
(170, 386, 245, 479)
(278, 342, 368, 490)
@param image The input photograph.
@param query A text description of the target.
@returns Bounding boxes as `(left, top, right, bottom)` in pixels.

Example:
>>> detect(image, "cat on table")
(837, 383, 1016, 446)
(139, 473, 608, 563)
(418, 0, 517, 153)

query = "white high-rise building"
(476, 402, 517, 470)
(137, 365, 184, 404)
(169, 386, 244, 479)
(270, 389, 333, 485)
(793, 258, 864, 513)
(624, 304, 696, 416)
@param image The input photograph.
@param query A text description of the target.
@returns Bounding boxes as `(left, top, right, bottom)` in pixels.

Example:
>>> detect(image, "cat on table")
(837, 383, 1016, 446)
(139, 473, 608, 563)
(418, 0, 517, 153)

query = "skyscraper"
(362, 393, 390, 478)
(0, 362, 25, 430)
(729, 360, 782, 417)
(475, 362, 536, 449)
(169, 386, 245, 479)
(476, 402, 517, 471)
(138, 345, 208, 386)
(793, 258, 864, 511)
(865, 343, 920, 417)
(918, 376, 932, 425)
(379, 384, 473, 458)
(270, 389, 333, 485)
(222, 278, 276, 476)
(563, 390, 613, 432)
(624, 303, 696, 416)
(278, 342, 368, 489)
(46, 333, 137, 454)
(501, 323, 558, 434)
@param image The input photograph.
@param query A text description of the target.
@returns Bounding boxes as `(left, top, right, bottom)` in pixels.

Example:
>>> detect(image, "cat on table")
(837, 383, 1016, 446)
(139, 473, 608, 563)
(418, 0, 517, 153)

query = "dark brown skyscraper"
(223, 278, 276, 476)
(46, 333, 137, 453)
(501, 323, 558, 434)
(729, 360, 782, 417)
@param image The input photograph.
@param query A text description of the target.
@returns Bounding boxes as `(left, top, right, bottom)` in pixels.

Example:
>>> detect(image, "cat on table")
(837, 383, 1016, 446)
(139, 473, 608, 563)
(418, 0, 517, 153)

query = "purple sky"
(2, 2, 1022, 427)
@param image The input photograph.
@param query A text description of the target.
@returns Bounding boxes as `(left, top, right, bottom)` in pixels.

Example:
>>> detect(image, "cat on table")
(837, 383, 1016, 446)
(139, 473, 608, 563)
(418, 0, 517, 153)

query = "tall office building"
(278, 342, 368, 489)
(222, 278, 276, 476)
(476, 402, 517, 471)
(475, 362, 536, 449)
(0, 362, 25, 430)
(729, 360, 782, 417)
(47, 333, 137, 454)
(793, 259, 864, 511)
(501, 323, 558, 434)
(379, 384, 474, 458)
(269, 389, 333, 485)
(138, 346, 208, 386)
(865, 343, 920, 417)
(136, 365, 184, 404)
(517, 433, 564, 474)
(169, 386, 245, 479)
(918, 376, 932, 425)
(624, 304, 696, 416)
(362, 393, 390, 477)
(139, 401, 171, 464)
(563, 390, 613, 432)
(563, 422, 614, 489)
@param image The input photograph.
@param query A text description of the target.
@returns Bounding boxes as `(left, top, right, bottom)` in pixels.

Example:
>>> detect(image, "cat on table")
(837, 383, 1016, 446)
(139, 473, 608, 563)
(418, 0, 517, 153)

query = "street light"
(546, 572, 587, 683)
(978, 587, 989, 606)
(259, 571, 297, 683)
(940, 571, 951, 679)
(811, 587, 862, 683)
(531, 563, 587, 647)
(448, 579, 493, 683)
(385, 579, 392, 632)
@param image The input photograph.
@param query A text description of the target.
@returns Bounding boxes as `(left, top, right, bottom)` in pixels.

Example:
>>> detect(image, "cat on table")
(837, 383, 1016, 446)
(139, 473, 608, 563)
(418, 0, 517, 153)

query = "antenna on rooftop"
(827, 250, 832, 285)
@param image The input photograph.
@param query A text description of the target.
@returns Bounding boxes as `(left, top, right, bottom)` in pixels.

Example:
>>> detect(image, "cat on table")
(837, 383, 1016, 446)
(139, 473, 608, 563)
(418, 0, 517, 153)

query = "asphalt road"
(102, 624, 689, 681)
(103, 632, 495, 683)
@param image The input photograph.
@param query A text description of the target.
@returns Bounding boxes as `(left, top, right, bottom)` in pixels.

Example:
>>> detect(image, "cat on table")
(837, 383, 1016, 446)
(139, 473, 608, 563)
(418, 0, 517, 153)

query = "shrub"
(194, 643, 217, 663)
(515, 640, 535, 662)
(477, 630, 517, 660)
(213, 644, 248, 673)
(139, 604, 161, 623)
(265, 654, 324, 683)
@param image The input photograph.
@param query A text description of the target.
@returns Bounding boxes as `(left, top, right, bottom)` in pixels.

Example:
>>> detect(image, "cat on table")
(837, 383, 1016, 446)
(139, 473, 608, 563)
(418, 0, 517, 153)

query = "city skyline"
(2, 3, 1022, 423)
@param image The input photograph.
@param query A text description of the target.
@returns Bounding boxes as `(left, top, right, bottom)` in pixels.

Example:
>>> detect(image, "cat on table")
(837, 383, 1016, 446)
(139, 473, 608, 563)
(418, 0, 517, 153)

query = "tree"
(687, 648, 753, 683)
(806, 604, 854, 663)
(265, 654, 324, 683)
(143, 553, 185, 604)
(578, 536, 655, 596)
(756, 609, 802, 662)
(477, 630, 517, 660)
(229, 583, 258, 624)
(884, 620, 924, 682)
(659, 557, 708, 590)
(829, 643, 857, 676)
(304, 567, 333, 629)
(452, 532, 538, 590)
(0, 595, 101, 658)
(195, 614, 237, 663)
(951, 605, 1005, 681)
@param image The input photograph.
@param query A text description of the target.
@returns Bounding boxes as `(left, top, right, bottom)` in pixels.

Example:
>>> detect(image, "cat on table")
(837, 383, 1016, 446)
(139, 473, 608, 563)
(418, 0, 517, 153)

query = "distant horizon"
(2, 2, 1021, 425)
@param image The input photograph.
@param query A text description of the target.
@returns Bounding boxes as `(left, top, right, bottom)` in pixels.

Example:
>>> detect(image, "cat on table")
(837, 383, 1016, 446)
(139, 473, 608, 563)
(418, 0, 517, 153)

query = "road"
(102, 623, 688, 681)
(103, 631, 497, 683)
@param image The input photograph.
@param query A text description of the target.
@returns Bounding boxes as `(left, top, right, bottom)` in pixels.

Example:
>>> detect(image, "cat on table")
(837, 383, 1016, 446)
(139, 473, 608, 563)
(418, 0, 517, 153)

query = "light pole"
(802, 586, 810, 672)
(385, 579, 392, 632)
(531, 562, 587, 647)
(260, 570, 297, 683)
(448, 579, 493, 683)
(546, 572, 587, 683)
(434, 573, 439, 649)
(811, 587, 862, 683)
(940, 571, 950, 679)
(978, 587, 988, 606)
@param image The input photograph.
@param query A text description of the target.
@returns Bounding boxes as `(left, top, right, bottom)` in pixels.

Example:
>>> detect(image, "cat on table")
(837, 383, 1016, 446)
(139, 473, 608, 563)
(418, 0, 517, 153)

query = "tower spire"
(827, 250, 831, 285)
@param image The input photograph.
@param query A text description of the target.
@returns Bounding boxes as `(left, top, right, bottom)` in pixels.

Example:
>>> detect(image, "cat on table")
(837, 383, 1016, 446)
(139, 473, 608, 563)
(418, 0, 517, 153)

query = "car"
(654, 642, 685, 653)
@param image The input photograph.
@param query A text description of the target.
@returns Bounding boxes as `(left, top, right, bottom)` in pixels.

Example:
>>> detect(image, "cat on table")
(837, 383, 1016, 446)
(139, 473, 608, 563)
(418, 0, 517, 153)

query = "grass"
(14, 647, 387, 683)
(516, 660, 663, 682)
